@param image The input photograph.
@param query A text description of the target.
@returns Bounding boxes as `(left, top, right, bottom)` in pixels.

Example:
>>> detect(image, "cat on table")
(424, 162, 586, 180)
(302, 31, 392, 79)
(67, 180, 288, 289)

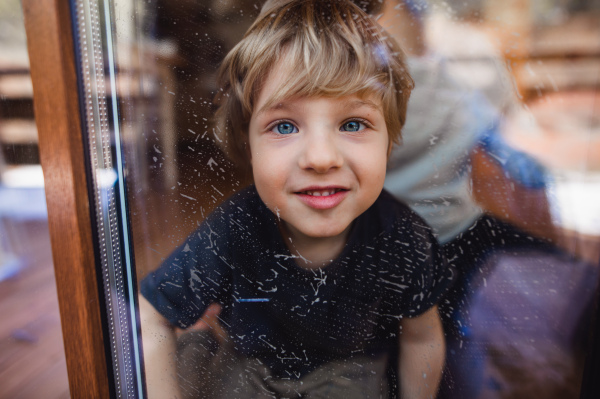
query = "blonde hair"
(215, 0, 414, 169)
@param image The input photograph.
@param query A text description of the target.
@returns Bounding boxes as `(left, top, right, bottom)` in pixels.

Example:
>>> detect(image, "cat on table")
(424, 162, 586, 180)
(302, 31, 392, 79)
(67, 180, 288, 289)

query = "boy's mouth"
(297, 188, 347, 197)
(294, 187, 349, 210)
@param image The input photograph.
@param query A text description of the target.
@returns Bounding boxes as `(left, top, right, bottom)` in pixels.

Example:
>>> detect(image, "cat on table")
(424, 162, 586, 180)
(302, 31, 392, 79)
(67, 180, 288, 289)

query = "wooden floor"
(0, 219, 69, 399)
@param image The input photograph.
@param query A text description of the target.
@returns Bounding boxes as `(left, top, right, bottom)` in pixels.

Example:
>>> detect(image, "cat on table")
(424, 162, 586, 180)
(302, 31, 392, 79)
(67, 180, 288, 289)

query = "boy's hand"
(178, 303, 227, 345)
(398, 305, 445, 399)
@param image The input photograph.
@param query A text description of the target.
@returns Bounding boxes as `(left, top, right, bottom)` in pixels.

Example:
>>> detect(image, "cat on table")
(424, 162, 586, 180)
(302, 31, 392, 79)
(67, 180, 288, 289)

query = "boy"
(140, 0, 453, 398)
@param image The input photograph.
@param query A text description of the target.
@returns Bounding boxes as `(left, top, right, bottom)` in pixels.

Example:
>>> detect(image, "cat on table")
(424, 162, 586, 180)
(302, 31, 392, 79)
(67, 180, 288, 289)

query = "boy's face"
(248, 64, 389, 245)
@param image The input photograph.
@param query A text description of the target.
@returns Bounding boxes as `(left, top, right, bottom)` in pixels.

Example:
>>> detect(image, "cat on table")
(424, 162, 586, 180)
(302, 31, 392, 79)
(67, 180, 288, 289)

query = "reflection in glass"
(75, 0, 600, 397)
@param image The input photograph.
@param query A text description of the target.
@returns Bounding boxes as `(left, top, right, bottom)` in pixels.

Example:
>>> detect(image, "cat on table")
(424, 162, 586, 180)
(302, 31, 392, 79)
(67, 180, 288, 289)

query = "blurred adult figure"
(372, 1, 559, 397)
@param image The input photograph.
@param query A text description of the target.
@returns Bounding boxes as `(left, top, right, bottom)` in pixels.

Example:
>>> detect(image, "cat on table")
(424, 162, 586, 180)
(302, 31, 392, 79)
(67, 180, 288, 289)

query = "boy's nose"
(298, 133, 343, 173)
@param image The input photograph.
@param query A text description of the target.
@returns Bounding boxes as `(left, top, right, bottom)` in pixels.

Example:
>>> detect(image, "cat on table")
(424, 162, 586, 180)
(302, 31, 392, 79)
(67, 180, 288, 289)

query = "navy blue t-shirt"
(141, 185, 454, 378)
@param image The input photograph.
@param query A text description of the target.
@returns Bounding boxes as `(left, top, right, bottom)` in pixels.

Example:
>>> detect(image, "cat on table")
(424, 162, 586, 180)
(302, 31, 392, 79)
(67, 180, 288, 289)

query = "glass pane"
(73, 0, 600, 397)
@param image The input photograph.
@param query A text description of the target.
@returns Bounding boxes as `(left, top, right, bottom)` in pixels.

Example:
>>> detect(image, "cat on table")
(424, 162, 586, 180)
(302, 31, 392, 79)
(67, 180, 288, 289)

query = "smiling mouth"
(296, 188, 348, 196)
(295, 188, 349, 210)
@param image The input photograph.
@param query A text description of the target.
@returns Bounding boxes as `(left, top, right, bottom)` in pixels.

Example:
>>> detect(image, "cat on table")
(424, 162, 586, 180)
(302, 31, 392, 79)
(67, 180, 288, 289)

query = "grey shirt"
(385, 55, 498, 244)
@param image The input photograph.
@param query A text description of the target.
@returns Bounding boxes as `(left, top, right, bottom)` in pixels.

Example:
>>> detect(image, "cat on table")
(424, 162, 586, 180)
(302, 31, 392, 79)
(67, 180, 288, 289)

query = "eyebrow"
(256, 101, 293, 116)
(256, 97, 382, 117)
(346, 99, 382, 112)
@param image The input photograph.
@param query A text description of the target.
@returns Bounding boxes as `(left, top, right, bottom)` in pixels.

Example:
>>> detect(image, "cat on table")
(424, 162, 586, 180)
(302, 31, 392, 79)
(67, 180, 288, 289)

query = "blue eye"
(274, 122, 298, 135)
(341, 120, 364, 132)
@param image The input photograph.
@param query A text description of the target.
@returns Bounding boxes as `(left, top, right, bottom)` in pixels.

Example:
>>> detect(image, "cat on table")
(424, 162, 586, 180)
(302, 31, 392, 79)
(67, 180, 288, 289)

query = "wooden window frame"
(22, 0, 111, 397)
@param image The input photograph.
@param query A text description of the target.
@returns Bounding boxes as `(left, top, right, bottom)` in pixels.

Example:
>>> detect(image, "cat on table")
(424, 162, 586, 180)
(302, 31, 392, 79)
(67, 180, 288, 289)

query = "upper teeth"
(305, 189, 338, 196)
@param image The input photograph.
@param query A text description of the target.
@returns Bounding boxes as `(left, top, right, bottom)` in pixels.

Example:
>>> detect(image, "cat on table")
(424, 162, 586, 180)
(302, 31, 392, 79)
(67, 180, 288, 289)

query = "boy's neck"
(278, 221, 352, 270)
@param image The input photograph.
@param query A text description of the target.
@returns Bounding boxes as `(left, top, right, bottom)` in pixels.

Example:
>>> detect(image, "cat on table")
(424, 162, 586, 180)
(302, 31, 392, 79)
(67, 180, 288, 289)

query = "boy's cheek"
(360, 155, 388, 183)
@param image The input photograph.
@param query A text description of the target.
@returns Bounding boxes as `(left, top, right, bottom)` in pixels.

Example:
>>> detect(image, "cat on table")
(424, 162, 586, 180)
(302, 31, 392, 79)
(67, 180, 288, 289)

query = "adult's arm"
(398, 305, 445, 399)
(139, 295, 182, 399)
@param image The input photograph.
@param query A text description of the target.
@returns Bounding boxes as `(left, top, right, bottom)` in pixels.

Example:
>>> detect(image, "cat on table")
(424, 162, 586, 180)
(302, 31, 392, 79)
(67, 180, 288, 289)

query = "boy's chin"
(285, 221, 352, 241)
